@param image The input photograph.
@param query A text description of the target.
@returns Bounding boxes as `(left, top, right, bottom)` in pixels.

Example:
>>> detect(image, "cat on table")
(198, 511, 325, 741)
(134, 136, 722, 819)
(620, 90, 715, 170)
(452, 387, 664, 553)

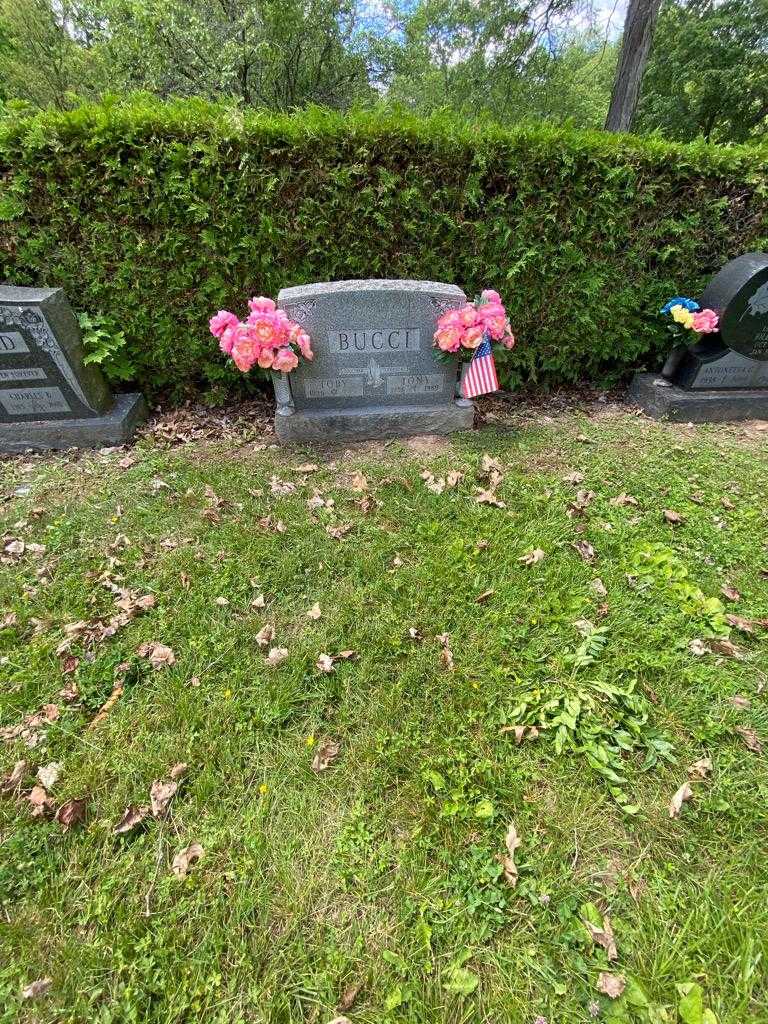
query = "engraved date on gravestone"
(0, 387, 71, 416)
(386, 373, 445, 396)
(0, 332, 30, 354)
(328, 329, 420, 354)
(305, 378, 365, 400)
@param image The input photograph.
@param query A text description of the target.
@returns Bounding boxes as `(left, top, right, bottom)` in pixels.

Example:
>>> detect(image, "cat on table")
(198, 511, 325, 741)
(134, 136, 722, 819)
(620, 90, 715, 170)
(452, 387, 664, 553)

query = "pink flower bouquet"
(433, 289, 515, 360)
(210, 297, 313, 374)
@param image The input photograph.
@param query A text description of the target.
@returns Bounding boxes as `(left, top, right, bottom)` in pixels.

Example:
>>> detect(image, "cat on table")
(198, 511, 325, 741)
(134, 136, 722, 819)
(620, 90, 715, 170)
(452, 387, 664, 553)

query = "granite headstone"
(630, 253, 768, 421)
(271, 279, 475, 441)
(0, 286, 147, 453)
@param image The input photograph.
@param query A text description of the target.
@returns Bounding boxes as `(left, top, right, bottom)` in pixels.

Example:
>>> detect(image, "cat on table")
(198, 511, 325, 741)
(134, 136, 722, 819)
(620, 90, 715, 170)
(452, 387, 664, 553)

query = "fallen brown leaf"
(597, 972, 626, 999)
(312, 737, 341, 772)
(55, 797, 87, 831)
(337, 982, 363, 1012)
(669, 781, 693, 818)
(610, 493, 639, 507)
(572, 539, 596, 562)
(88, 679, 124, 730)
(519, 548, 545, 566)
(114, 804, 151, 835)
(256, 623, 275, 647)
(501, 821, 521, 886)
(0, 759, 26, 795)
(27, 784, 55, 818)
(171, 841, 204, 878)
(729, 694, 751, 711)
(735, 726, 763, 754)
(306, 603, 322, 620)
(726, 614, 754, 634)
(562, 471, 585, 485)
(688, 756, 713, 779)
(137, 642, 176, 670)
(316, 653, 335, 674)
(36, 762, 61, 790)
(326, 523, 353, 540)
(475, 589, 495, 603)
(149, 765, 187, 818)
(500, 725, 540, 744)
(584, 914, 618, 961)
(21, 977, 52, 1000)
(709, 638, 742, 659)
(266, 646, 289, 667)
(721, 584, 741, 602)
(663, 509, 684, 525)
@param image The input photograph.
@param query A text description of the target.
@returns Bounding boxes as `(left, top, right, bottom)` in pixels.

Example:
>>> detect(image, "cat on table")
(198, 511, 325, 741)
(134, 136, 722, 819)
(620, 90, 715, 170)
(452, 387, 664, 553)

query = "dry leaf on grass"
(171, 841, 204, 878)
(519, 548, 545, 566)
(306, 603, 322, 620)
(689, 639, 707, 656)
(584, 914, 618, 961)
(709, 638, 743, 659)
(251, 593, 266, 609)
(0, 759, 26, 795)
(292, 463, 318, 473)
(572, 540, 596, 563)
(499, 725, 540, 744)
(269, 475, 296, 497)
(610, 493, 639, 507)
(735, 726, 763, 754)
(256, 624, 275, 647)
(312, 738, 341, 772)
(316, 653, 335, 674)
(729, 694, 751, 710)
(150, 763, 187, 818)
(327, 1018, 352, 1024)
(726, 614, 754, 633)
(27, 785, 54, 818)
(663, 509, 684, 525)
(562, 471, 585, 485)
(501, 821, 521, 886)
(114, 804, 151, 835)
(475, 589, 495, 604)
(597, 973, 626, 999)
(721, 584, 741, 602)
(21, 977, 52, 1000)
(591, 578, 608, 598)
(55, 797, 87, 831)
(88, 679, 124, 730)
(669, 781, 693, 818)
(266, 647, 288, 667)
(337, 982, 363, 1012)
(350, 472, 368, 492)
(437, 633, 454, 671)
(138, 642, 176, 670)
(326, 523, 353, 540)
(36, 762, 61, 790)
(475, 488, 505, 508)
(567, 489, 595, 517)
(688, 756, 713, 779)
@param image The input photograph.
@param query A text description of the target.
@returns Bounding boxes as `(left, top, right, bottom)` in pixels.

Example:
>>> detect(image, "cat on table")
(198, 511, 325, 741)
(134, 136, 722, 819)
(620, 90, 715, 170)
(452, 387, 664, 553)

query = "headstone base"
(275, 402, 474, 442)
(629, 373, 768, 423)
(0, 392, 147, 454)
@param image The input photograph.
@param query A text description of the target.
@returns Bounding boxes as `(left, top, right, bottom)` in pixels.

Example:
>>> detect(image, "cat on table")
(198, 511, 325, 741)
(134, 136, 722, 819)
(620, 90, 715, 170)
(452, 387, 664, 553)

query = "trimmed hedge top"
(1, 99, 767, 396)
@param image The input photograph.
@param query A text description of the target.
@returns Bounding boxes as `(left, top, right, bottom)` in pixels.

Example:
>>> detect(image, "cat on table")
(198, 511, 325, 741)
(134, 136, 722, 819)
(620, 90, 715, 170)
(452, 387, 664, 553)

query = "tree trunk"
(605, 0, 662, 133)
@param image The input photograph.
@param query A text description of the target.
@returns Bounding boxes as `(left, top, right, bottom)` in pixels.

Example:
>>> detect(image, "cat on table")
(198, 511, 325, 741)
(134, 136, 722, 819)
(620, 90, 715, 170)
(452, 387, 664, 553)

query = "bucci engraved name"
(328, 329, 420, 354)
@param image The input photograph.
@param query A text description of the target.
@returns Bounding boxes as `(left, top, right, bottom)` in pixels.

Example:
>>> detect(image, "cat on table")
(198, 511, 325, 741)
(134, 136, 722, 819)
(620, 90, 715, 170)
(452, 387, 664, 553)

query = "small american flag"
(462, 334, 499, 398)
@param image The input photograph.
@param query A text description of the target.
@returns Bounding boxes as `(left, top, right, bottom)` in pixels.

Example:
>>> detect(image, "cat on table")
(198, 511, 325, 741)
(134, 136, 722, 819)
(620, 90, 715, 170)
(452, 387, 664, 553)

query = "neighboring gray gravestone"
(630, 252, 768, 422)
(272, 279, 474, 441)
(0, 286, 147, 453)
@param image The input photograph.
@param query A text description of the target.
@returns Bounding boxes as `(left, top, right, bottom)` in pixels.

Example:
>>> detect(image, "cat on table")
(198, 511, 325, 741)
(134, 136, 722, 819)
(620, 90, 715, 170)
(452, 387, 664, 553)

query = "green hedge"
(1, 98, 767, 397)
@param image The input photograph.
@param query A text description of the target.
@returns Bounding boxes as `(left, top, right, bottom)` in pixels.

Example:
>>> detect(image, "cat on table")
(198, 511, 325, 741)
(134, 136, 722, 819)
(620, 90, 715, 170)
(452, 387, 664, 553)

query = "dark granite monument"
(271, 279, 474, 441)
(631, 253, 768, 421)
(0, 286, 146, 453)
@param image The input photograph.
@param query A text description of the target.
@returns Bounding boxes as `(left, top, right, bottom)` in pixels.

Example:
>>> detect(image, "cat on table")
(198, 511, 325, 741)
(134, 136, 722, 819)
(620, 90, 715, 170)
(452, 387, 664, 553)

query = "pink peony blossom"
(249, 313, 284, 349)
(231, 331, 259, 372)
(296, 331, 314, 360)
(463, 324, 485, 349)
(691, 308, 719, 333)
(434, 325, 464, 352)
(481, 289, 502, 304)
(219, 324, 238, 355)
(273, 347, 299, 372)
(501, 332, 516, 350)
(209, 310, 239, 339)
(248, 296, 276, 314)
(257, 348, 275, 369)
(458, 303, 479, 328)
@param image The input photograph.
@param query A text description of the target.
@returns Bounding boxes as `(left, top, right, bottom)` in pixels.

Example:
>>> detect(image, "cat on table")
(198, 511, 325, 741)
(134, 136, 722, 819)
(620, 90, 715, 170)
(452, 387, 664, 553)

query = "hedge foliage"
(1, 98, 767, 396)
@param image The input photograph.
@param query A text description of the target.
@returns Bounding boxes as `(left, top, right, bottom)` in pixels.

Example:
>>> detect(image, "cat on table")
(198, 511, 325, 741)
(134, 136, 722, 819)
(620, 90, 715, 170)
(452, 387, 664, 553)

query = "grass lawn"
(1, 399, 767, 1024)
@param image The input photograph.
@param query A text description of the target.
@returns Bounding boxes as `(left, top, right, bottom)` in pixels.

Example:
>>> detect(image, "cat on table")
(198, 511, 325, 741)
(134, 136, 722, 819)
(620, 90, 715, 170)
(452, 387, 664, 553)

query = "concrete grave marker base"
(629, 373, 768, 423)
(275, 401, 474, 442)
